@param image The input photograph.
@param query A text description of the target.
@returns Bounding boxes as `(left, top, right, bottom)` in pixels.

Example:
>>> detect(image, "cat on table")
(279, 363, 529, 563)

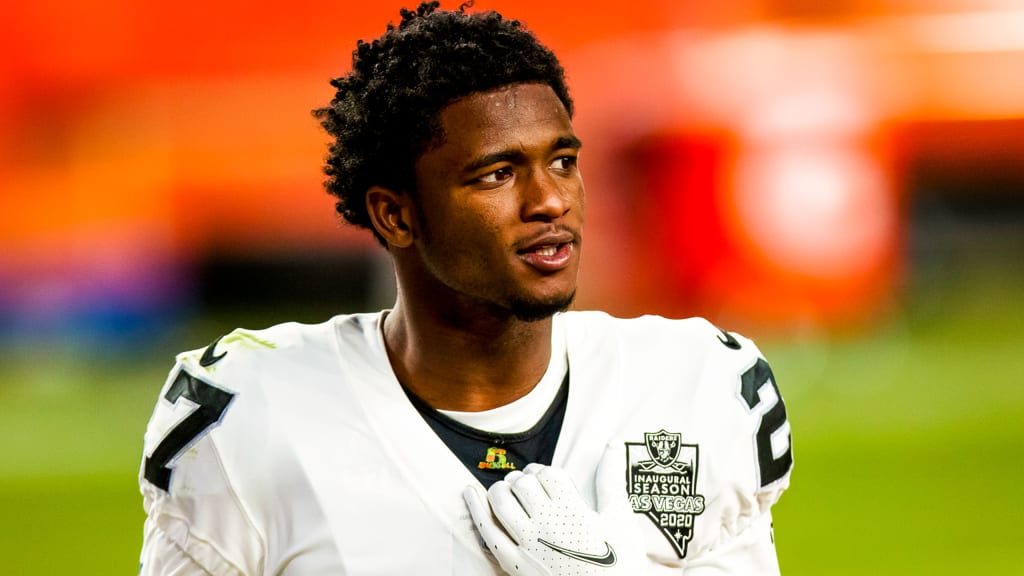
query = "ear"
(366, 185, 415, 248)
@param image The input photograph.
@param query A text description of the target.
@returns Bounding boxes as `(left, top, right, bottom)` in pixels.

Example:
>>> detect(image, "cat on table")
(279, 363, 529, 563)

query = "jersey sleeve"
(140, 515, 227, 576)
(138, 360, 265, 576)
(682, 512, 781, 575)
(611, 316, 792, 573)
(683, 328, 792, 573)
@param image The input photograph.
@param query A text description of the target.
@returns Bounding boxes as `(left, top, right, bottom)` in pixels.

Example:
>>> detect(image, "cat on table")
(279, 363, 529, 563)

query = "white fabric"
(138, 311, 792, 575)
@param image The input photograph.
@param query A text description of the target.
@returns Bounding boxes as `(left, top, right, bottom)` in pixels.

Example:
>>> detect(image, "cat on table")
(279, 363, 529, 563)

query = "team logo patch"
(626, 430, 705, 558)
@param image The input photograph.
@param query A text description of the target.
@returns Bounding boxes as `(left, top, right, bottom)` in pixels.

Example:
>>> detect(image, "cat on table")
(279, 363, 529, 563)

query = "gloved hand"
(463, 445, 646, 575)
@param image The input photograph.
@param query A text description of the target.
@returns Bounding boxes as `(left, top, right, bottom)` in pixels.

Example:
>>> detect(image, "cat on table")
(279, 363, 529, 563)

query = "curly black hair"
(313, 1, 573, 245)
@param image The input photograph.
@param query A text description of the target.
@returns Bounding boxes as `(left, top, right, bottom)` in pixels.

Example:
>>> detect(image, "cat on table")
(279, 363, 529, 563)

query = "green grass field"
(1, 272, 1021, 574)
(767, 284, 1024, 575)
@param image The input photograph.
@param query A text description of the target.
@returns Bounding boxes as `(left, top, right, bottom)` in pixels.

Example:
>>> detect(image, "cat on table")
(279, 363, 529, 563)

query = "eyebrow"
(461, 135, 583, 174)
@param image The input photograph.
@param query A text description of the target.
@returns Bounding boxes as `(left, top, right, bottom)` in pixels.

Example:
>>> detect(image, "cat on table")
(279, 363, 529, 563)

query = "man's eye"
(551, 156, 577, 170)
(478, 167, 513, 184)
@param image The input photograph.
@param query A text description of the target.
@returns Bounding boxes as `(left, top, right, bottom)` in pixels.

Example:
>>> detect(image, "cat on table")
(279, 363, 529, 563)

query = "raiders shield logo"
(626, 430, 705, 558)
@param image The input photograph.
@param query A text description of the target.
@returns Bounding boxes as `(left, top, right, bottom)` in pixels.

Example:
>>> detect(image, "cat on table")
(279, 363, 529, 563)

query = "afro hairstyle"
(312, 1, 574, 245)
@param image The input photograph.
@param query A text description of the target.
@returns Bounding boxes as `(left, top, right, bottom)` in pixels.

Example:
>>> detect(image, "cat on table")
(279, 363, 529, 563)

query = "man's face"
(409, 83, 584, 321)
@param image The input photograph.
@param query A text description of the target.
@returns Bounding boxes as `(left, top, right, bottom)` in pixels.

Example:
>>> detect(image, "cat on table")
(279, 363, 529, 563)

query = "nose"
(520, 168, 574, 222)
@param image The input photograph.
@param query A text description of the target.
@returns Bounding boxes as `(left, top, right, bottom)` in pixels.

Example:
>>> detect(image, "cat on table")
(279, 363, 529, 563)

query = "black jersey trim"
(403, 370, 569, 444)
(403, 371, 569, 486)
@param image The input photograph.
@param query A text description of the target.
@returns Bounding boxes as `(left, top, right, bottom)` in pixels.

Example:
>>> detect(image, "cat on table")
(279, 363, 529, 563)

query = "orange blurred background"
(2, 0, 1023, 345)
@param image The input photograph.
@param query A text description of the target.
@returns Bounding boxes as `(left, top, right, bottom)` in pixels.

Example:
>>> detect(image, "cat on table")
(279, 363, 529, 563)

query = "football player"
(138, 2, 793, 574)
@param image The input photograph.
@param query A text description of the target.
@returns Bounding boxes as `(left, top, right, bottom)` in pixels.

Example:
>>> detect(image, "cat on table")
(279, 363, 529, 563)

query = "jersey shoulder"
(142, 313, 374, 491)
(564, 313, 793, 563)
(176, 318, 333, 379)
(561, 310, 762, 374)
(171, 312, 384, 389)
(138, 316, 375, 574)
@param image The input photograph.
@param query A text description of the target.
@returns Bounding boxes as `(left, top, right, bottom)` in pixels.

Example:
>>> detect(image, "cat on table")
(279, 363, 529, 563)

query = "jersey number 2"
(144, 369, 235, 492)
(739, 358, 793, 487)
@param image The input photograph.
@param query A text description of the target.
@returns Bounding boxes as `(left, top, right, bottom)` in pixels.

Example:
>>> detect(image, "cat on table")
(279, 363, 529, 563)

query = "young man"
(138, 3, 793, 574)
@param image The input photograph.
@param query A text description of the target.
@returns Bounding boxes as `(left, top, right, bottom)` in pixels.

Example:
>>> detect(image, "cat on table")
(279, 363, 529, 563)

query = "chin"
(508, 290, 576, 322)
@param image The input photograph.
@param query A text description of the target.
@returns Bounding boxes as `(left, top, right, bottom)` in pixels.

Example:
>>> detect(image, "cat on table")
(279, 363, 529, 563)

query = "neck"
(383, 296, 554, 412)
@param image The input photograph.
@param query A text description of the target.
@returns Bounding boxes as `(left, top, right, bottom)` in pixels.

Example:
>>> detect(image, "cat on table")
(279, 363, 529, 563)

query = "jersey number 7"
(144, 369, 236, 492)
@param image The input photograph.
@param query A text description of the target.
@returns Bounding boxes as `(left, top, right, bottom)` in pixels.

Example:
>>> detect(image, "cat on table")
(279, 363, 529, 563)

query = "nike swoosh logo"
(716, 328, 741, 350)
(537, 538, 617, 567)
(199, 336, 227, 367)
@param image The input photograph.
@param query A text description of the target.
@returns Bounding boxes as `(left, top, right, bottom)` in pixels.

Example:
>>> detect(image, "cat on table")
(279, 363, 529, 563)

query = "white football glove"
(463, 446, 647, 575)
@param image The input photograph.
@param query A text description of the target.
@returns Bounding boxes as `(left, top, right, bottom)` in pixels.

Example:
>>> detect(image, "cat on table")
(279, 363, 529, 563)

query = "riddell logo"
(478, 447, 517, 470)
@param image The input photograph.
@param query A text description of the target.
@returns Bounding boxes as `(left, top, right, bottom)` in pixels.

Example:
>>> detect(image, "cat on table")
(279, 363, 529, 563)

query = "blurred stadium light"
(567, 25, 902, 329)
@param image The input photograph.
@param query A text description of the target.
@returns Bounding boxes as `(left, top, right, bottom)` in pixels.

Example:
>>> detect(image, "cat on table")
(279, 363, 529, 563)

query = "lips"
(516, 230, 577, 272)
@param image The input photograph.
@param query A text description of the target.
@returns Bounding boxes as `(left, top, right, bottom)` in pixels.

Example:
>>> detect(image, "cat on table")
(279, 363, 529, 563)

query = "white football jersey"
(139, 311, 792, 575)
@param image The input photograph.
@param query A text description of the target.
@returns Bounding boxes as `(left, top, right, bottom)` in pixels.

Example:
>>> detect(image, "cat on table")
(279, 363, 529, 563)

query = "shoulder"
(177, 317, 336, 374)
(560, 310, 758, 371)
(560, 309, 717, 335)
(561, 313, 792, 557)
(561, 309, 728, 338)
(139, 314, 373, 494)
(141, 313, 380, 479)
(138, 316, 378, 572)
(171, 313, 380, 387)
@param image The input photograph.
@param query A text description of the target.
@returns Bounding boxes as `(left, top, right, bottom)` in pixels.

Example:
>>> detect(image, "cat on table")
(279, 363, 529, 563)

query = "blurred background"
(2, 0, 1022, 573)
